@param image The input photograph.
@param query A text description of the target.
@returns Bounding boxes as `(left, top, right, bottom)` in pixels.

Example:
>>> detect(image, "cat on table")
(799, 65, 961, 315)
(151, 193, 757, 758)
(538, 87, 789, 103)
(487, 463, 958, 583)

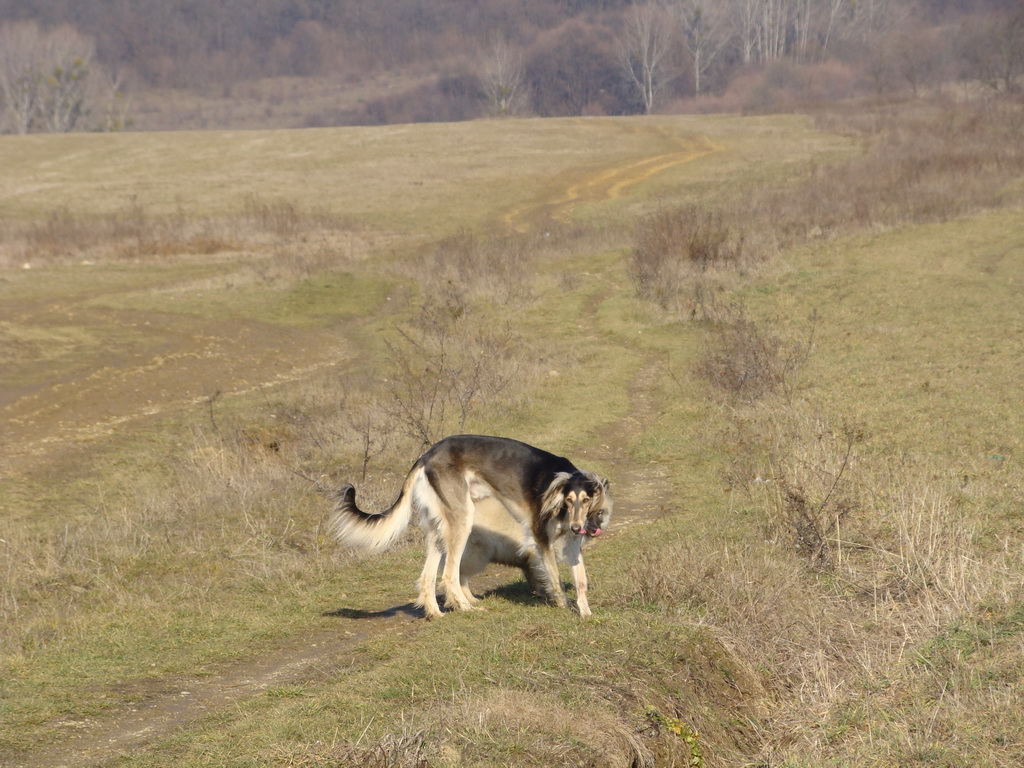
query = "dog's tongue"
(589, 527, 602, 537)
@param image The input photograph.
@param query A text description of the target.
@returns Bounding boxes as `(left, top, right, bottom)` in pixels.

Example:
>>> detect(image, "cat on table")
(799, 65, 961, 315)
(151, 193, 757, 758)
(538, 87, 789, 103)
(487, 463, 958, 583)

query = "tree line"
(1, 0, 1021, 133)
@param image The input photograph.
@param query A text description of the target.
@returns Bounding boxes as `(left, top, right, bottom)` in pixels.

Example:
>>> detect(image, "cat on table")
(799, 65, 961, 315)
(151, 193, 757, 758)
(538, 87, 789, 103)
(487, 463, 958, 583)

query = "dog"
(460, 494, 611, 615)
(330, 434, 611, 619)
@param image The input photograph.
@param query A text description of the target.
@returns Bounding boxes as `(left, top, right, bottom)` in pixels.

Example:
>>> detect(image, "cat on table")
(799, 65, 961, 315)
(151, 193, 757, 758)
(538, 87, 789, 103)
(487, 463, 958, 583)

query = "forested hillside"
(1, 0, 1021, 131)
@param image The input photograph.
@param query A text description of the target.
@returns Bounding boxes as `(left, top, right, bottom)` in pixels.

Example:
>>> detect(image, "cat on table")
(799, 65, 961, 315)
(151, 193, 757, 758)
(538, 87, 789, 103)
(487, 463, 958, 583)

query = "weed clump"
(628, 204, 748, 312)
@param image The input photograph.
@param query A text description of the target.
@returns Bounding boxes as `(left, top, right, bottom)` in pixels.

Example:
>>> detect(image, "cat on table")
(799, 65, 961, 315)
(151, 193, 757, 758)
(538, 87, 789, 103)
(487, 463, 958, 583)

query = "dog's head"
(542, 471, 612, 538)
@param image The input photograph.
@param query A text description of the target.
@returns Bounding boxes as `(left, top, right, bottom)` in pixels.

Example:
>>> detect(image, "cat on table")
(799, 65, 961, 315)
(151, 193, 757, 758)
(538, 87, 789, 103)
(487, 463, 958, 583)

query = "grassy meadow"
(1, 97, 1023, 767)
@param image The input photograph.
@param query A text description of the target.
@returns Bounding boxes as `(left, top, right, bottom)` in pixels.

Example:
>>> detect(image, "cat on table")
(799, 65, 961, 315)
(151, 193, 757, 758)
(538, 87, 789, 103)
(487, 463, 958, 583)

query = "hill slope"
(1, 102, 1023, 766)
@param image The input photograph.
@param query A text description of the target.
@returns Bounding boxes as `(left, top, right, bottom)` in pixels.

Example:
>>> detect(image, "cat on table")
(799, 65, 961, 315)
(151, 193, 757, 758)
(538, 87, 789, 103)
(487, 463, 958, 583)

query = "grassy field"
(1, 99, 1022, 767)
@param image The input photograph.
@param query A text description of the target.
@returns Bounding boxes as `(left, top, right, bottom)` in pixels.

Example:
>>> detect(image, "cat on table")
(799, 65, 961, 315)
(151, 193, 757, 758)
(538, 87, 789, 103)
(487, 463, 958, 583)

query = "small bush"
(9, 195, 360, 265)
(696, 304, 816, 403)
(628, 204, 747, 311)
(420, 229, 535, 307)
(384, 303, 519, 448)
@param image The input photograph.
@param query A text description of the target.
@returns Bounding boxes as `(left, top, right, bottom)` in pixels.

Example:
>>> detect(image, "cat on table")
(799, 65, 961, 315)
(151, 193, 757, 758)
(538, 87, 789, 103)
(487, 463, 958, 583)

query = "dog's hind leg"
(438, 489, 479, 613)
(415, 530, 445, 620)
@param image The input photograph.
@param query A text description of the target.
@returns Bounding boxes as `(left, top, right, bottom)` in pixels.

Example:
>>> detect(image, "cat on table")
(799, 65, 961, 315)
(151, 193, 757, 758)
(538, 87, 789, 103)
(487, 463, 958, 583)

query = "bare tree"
(618, 2, 675, 114)
(757, 0, 789, 62)
(674, 0, 732, 95)
(482, 40, 525, 117)
(733, 0, 759, 64)
(0, 21, 44, 134)
(960, 10, 1024, 93)
(0, 21, 98, 133)
(847, 0, 909, 47)
(96, 65, 131, 132)
(41, 25, 95, 133)
(818, 0, 850, 62)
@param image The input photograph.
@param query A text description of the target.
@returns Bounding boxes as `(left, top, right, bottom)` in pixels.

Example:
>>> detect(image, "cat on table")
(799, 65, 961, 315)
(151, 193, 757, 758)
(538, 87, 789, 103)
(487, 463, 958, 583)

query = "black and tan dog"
(330, 434, 611, 619)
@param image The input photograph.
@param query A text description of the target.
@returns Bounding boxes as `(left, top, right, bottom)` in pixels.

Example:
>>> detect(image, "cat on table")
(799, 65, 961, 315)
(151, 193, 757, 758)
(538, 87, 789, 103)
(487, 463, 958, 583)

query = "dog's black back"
(417, 434, 578, 507)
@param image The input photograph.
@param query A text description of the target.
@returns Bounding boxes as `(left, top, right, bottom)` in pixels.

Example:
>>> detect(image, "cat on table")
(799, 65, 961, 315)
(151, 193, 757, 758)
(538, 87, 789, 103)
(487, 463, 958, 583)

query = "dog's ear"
(540, 472, 572, 521)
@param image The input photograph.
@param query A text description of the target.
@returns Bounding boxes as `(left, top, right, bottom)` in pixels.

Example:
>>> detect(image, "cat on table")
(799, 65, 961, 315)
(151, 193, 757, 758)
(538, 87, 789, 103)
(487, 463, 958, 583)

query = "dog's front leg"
(565, 539, 591, 617)
(538, 544, 570, 610)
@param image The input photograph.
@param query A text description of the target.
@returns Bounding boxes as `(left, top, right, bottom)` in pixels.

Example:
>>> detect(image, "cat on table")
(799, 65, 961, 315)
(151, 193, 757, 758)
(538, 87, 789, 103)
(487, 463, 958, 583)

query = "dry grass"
(3, 97, 1023, 766)
(621, 92, 1024, 766)
(696, 302, 817, 404)
(628, 95, 1024, 318)
(0, 194, 363, 267)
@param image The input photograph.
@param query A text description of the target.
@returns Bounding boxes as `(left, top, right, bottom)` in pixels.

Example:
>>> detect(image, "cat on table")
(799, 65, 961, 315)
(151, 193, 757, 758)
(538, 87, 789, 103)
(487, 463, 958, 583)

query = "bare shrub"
(628, 204, 748, 311)
(241, 194, 302, 237)
(733, 406, 1012, 618)
(8, 194, 363, 265)
(617, 535, 861, 706)
(384, 303, 519, 447)
(330, 731, 430, 768)
(630, 95, 1024, 318)
(417, 228, 536, 307)
(767, 95, 1024, 242)
(447, 688, 656, 768)
(696, 304, 816, 403)
(762, 420, 861, 571)
(852, 470, 994, 618)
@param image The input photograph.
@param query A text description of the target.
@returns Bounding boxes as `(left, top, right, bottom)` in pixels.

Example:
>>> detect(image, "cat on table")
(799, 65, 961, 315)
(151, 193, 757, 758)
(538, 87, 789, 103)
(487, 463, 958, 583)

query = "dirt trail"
(5, 123, 702, 767)
(503, 124, 718, 231)
(0, 300, 347, 484)
(11, 354, 674, 768)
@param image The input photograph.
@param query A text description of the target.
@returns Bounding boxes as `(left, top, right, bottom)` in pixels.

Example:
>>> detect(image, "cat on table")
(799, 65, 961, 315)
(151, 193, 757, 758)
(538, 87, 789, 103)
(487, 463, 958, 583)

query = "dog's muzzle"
(571, 521, 603, 537)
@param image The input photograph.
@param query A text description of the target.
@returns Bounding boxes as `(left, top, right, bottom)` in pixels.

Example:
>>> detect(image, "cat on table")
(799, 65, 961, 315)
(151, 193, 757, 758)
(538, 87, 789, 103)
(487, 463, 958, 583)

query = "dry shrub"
(416, 229, 537, 309)
(759, 95, 1024, 245)
(628, 204, 751, 313)
(264, 730, 431, 768)
(620, 450, 1022, 762)
(0, 411, 340, 654)
(630, 94, 1024, 319)
(733, 406, 994, 608)
(619, 537, 862, 706)
(22, 202, 237, 259)
(696, 304, 816, 404)
(5, 194, 362, 265)
(445, 688, 655, 768)
(759, 418, 861, 571)
(384, 302, 521, 448)
(686, 399, 1024, 759)
(737, 60, 858, 113)
(331, 731, 430, 768)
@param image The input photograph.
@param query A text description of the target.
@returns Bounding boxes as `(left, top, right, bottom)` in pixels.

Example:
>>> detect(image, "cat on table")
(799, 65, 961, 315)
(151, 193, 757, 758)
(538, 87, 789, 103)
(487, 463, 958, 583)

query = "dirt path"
(4, 123, 701, 767)
(11, 353, 674, 768)
(0, 296, 348, 487)
(503, 125, 718, 231)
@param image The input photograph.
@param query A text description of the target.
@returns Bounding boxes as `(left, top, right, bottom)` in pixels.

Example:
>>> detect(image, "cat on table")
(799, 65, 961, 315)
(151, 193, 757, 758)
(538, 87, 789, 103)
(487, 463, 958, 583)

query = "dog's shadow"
(323, 579, 555, 620)
(323, 603, 422, 620)
(479, 580, 546, 606)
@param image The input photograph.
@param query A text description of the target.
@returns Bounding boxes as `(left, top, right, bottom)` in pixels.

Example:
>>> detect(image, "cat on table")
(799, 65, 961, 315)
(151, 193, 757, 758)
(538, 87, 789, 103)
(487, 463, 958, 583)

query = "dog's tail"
(329, 466, 424, 553)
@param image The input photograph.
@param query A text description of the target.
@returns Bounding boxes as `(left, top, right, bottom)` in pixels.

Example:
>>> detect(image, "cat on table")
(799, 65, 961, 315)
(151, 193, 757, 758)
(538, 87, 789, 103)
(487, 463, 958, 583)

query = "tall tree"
(41, 25, 94, 132)
(482, 40, 525, 117)
(618, 1, 674, 114)
(674, 0, 731, 95)
(0, 20, 44, 133)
